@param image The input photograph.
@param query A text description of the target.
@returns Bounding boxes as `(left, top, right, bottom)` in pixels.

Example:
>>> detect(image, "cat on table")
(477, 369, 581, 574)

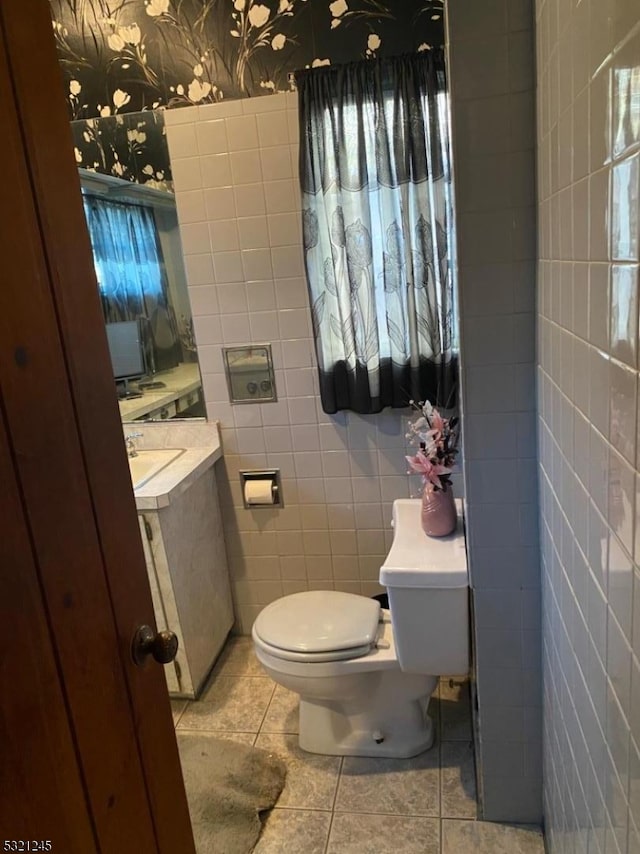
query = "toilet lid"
(253, 591, 381, 654)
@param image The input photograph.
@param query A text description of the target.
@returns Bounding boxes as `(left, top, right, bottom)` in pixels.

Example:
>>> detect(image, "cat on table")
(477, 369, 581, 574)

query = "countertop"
(119, 362, 202, 421)
(132, 422, 222, 510)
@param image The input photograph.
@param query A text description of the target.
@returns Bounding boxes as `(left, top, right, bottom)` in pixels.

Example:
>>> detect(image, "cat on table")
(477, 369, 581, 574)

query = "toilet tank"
(380, 499, 469, 675)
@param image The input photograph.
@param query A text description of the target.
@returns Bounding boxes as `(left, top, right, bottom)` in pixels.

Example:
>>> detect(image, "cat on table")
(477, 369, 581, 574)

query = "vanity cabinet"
(137, 462, 233, 698)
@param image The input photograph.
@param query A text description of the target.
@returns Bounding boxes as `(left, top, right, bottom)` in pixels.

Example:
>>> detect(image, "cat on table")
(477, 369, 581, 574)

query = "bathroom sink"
(128, 449, 185, 489)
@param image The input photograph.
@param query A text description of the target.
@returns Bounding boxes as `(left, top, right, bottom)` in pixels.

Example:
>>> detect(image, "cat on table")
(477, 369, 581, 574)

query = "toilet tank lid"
(253, 591, 381, 654)
(379, 499, 468, 589)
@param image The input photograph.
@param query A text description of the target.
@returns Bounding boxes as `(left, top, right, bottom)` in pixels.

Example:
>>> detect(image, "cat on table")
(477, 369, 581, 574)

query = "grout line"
(322, 754, 344, 854)
(255, 678, 278, 737)
(172, 700, 189, 728)
(173, 726, 260, 734)
(331, 808, 442, 819)
(330, 756, 344, 811)
(271, 806, 333, 813)
(323, 809, 336, 854)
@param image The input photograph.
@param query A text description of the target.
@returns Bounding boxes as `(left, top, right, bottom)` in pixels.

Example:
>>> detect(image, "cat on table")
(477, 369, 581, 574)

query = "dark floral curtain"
(296, 51, 457, 414)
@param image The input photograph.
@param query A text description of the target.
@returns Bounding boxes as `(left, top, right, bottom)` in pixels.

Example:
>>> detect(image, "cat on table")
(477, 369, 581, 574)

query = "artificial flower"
(405, 400, 459, 492)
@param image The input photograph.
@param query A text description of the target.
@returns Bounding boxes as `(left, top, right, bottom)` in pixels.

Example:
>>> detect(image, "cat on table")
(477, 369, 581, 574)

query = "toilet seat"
(253, 616, 399, 677)
(252, 590, 381, 663)
(252, 632, 377, 663)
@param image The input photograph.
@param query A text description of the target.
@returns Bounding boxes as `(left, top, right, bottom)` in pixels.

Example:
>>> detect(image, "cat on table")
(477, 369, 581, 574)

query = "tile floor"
(171, 636, 545, 854)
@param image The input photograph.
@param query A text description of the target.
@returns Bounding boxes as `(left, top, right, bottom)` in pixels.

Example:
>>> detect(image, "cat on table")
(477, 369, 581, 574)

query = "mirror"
(72, 109, 205, 422)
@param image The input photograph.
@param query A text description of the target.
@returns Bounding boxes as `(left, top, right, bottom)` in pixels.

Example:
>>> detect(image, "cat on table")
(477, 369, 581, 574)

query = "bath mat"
(177, 733, 286, 854)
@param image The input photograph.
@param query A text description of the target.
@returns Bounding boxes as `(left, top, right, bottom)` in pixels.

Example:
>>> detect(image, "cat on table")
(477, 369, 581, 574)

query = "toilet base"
(298, 686, 436, 758)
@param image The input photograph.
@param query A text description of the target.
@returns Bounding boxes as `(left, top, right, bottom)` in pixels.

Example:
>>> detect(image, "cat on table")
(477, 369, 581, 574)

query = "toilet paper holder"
(240, 469, 283, 509)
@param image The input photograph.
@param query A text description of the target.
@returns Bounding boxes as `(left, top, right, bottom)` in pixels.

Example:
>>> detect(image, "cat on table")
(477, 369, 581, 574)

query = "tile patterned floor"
(172, 636, 545, 853)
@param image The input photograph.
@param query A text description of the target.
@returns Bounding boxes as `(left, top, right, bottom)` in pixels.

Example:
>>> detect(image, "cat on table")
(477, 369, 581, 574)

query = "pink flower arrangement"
(405, 400, 459, 492)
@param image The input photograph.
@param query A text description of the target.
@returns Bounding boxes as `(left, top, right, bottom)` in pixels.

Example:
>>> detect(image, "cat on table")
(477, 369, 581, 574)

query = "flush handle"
(132, 625, 178, 666)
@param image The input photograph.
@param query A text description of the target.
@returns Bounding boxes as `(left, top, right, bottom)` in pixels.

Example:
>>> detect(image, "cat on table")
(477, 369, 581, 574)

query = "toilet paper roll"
(244, 478, 275, 506)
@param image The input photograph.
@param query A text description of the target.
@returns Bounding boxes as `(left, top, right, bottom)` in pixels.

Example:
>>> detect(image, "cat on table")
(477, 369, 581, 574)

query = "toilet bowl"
(251, 498, 469, 758)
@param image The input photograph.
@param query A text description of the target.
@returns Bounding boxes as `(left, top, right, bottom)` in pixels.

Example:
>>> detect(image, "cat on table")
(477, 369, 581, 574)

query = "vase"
(421, 484, 457, 537)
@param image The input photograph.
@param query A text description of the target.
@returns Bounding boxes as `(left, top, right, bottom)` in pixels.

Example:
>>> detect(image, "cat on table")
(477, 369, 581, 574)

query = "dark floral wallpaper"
(71, 110, 173, 188)
(50, 0, 445, 119)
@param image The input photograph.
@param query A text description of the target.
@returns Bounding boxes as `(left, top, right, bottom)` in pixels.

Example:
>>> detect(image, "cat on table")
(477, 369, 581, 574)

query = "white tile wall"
(447, 0, 541, 824)
(536, 0, 640, 851)
(165, 94, 463, 633)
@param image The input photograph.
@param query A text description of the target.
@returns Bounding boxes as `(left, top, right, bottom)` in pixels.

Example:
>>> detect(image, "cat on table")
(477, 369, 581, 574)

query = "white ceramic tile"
(264, 179, 298, 214)
(196, 119, 228, 155)
(249, 311, 280, 341)
(281, 339, 313, 369)
(257, 111, 289, 147)
(287, 397, 317, 425)
(242, 92, 288, 113)
(238, 216, 270, 250)
(290, 425, 320, 452)
(163, 107, 198, 128)
(217, 282, 248, 314)
(230, 149, 263, 185)
(530, 0, 640, 843)
(192, 314, 222, 345)
(611, 154, 640, 263)
(275, 276, 308, 309)
(198, 101, 242, 120)
(268, 212, 301, 247)
(272, 245, 304, 279)
(179, 222, 211, 255)
(234, 183, 266, 217)
(184, 253, 215, 287)
(260, 146, 294, 180)
(279, 307, 310, 339)
(225, 114, 259, 151)
(242, 249, 273, 282)
(201, 153, 232, 188)
(209, 219, 240, 253)
(167, 122, 198, 157)
(204, 187, 236, 221)
(186, 284, 218, 316)
(212, 250, 244, 283)
(176, 189, 207, 224)
(287, 109, 299, 144)
(171, 156, 203, 191)
(220, 313, 251, 343)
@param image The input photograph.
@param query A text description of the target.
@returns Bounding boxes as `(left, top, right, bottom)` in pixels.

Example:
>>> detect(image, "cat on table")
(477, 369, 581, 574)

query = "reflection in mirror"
(73, 109, 204, 423)
(223, 345, 277, 404)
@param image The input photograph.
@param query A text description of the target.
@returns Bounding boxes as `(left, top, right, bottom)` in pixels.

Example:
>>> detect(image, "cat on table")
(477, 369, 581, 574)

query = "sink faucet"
(125, 431, 143, 458)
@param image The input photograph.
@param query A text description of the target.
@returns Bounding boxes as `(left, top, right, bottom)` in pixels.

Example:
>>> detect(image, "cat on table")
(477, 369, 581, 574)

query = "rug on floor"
(177, 733, 287, 854)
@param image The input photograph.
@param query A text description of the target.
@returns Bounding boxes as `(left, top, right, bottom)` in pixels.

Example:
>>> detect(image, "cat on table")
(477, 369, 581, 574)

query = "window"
(296, 52, 457, 414)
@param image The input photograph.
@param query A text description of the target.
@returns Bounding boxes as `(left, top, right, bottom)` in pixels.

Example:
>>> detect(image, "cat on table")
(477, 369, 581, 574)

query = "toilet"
(252, 498, 469, 758)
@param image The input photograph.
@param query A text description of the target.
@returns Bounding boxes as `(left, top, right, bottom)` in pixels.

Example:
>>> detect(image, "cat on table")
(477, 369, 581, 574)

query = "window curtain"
(83, 196, 181, 370)
(296, 51, 457, 414)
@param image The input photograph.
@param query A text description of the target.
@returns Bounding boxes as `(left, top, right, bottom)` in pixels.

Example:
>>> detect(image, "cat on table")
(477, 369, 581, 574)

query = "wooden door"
(0, 2, 195, 851)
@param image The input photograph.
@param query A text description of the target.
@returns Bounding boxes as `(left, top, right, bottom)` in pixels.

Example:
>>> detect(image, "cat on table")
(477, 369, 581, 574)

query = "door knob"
(132, 625, 179, 666)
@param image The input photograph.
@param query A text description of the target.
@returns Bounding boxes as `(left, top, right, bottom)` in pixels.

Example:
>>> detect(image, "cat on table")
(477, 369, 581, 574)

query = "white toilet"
(252, 498, 469, 758)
